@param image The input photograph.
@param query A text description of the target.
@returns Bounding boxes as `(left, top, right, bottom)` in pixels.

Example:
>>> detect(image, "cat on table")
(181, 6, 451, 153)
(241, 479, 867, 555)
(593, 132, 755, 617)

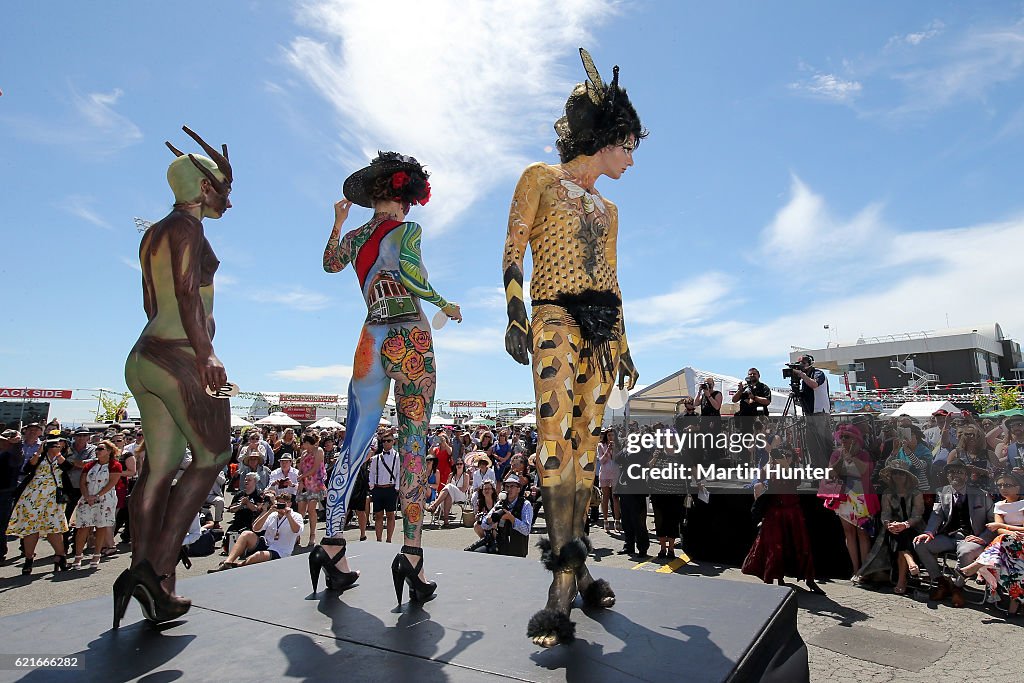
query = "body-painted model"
(502, 49, 646, 647)
(116, 127, 234, 628)
(312, 152, 462, 603)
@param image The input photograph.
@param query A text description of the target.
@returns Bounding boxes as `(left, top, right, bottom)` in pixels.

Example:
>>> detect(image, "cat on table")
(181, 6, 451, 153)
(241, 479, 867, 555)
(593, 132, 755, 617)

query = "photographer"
(695, 376, 723, 417)
(210, 491, 303, 571)
(732, 368, 771, 417)
(477, 473, 533, 557)
(790, 354, 832, 468)
(790, 355, 829, 416)
(221, 473, 265, 554)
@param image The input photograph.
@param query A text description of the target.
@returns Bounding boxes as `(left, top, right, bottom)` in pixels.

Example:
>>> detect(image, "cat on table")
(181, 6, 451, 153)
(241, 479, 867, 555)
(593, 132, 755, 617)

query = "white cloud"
(246, 286, 331, 311)
(789, 73, 863, 103)
(3, 85, 143, 153)
(432, 325, 506, 355)
(625, 275, 732, 327)
(120, 256, 142, 273)
(887, 20, 945, 48)
(271, 364, 353, 382)
(762, 175, 885, 261)
(60, 194, 112, 230)
(647, 182, 1024, 362)
(282, 0, 616, 231)
(889, 22, 1024, 112)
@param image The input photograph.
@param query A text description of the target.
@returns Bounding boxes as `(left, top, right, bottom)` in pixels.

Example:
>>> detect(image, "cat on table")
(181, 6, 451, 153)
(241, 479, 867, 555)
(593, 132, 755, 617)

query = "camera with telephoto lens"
(489, 490, 509, 524)
(782, 363, 803, 393)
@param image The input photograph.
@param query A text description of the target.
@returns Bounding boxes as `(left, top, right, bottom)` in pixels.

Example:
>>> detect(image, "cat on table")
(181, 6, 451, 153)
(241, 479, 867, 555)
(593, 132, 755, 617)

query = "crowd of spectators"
(4, 400, 1022, 622)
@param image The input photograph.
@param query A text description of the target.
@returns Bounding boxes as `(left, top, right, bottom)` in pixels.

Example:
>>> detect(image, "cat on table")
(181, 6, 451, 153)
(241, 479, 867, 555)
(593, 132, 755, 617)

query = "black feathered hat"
(554, 48, 647, 163)
(343, 151, 430, 208)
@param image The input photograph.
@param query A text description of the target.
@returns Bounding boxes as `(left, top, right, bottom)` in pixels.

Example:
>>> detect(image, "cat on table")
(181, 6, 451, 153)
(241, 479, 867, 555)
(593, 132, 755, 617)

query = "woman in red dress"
(742, 449, 825, 594)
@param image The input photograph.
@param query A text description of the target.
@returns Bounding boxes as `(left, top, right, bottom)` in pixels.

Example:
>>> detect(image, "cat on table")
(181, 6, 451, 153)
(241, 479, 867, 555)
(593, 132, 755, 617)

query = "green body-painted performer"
(115, 127, 234, 628)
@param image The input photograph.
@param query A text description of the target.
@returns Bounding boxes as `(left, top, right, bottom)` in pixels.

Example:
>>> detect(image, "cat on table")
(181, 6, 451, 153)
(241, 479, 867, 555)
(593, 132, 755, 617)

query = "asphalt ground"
(1, 512, 1021, 681)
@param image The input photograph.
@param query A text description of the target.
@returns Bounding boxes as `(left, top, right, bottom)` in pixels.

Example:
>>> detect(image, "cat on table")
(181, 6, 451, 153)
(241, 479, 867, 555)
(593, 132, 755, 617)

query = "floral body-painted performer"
(116, 127, 233, 628)
(503, 49, 646, 647)
(313, 152, 462, 603)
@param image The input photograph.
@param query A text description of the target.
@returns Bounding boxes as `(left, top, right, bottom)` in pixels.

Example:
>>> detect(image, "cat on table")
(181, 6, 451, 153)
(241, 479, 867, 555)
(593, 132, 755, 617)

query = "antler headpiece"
(166, 126, 233, 195)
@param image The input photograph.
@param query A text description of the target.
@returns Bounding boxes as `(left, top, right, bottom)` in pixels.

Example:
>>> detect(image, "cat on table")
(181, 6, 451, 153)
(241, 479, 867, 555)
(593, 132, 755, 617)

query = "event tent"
(622, 367, 794, 423)
(465, 416, 496, 426)
(310, 417, 344, 430)
(514, 413, 536, 425)
(430, 413, 456, 426)
(254, 411, 301, 427)
(230, 415, 254, 429)
(888, 400, 959, 418)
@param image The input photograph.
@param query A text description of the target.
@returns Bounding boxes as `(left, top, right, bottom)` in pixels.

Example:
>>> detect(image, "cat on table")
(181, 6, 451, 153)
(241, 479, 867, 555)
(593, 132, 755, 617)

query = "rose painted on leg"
(401, 352, 426, 381)
(381, 334, 409, 365)
(398, 394, 426, 422)
(409, 327, 432, 354)
(404, 502, 421, 525)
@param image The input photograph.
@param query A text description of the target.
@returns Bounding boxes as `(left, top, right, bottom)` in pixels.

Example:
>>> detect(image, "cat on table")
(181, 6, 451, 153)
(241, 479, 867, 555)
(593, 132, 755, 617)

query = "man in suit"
(913, 459, 995, 607)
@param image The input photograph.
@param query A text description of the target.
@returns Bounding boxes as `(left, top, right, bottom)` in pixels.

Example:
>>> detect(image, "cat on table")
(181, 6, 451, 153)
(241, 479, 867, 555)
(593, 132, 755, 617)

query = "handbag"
(816, 478, 843, 510)
(48, 458, 68, 505)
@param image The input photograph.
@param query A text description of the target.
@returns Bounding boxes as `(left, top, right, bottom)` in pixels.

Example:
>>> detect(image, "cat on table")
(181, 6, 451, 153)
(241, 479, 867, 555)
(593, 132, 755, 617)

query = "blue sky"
(4, 1, 1024, 422)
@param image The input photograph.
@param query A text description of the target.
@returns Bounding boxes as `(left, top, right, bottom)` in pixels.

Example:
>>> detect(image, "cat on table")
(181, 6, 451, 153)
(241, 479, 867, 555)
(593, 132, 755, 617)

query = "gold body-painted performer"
(503, 49, 645, 647)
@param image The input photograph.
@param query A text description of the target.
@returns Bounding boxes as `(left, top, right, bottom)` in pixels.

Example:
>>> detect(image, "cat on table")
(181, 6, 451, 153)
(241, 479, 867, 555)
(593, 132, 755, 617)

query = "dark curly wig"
(369, 168, 431, 206)
(556, 82, 647, 163)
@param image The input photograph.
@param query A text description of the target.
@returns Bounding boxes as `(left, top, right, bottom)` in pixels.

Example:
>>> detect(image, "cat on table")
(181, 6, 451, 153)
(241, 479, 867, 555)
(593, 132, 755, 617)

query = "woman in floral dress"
(72, 439, 123, 568)
(960, 471, 1024, 617)
(8, 436, 70, 574)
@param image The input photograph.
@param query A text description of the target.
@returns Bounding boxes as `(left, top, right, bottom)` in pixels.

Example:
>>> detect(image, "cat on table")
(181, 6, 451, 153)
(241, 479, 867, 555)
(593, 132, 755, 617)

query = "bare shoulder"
(520, 162, 560, 185)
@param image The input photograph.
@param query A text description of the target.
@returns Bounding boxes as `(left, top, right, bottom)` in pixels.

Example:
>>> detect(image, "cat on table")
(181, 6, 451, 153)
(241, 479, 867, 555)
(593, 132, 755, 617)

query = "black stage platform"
(0, 543, 807, 683)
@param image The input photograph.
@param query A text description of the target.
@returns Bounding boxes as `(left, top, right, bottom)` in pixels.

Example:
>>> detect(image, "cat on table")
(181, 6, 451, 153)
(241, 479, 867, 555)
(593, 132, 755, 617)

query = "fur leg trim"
(538, 537, 590, 572)
(526, 608, 576, 644)
(581, 578, 615, 608)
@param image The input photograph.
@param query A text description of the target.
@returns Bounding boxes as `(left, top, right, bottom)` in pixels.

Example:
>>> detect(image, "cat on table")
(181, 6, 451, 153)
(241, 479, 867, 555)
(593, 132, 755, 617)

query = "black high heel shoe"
(53, 555, 68, 572)
(21, 555, 33, 575)
(309, 538, 358, 593)
(391, 546, 436, 604)
(113, 560, 192, 629)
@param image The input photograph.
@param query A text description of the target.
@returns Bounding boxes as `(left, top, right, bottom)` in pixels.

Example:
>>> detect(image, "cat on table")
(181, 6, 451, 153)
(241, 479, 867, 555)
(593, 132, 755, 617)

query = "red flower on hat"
(391, 171, 409, 189)
(416, 180, 431, 206)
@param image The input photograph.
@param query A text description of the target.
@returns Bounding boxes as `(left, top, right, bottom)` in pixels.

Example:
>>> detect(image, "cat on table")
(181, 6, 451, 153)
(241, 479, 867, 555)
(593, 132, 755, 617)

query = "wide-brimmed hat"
(503, 472, 522, 485)
(468, 451, 491, 467)
(278, 454, 293, 462)
(73, 428, 92, 437)
(1004, 414, 1024, 428)
(944, 458, 988, 478)
(878, 459, 920, 489)
(343, 151, 428, 208)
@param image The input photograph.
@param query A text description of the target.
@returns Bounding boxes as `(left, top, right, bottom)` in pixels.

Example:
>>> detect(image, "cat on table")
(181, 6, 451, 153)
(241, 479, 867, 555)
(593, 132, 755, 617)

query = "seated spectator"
(210, 492, 303, 571)
(478, 472, 533, 557)
(866, 460, 925, 594)
(958, 471, 1024, 617)
(471, 453, 496, 494)
(426, 458, 471, 527)
(222, 473, 265, 554)
(268, 453, 298, 497)
(913, 459, 996, 607)
(238, 450, 271, 493)
(182, 510, 216, 558)
(239, 429, 274, 467)
(470, 479, 499, 540)
(205, 470, 227, 530)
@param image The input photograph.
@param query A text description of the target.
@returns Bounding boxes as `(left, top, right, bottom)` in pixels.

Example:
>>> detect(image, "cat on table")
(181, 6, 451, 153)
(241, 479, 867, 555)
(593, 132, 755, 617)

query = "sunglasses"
(997, 482, 1020, 488)
(96, 446, 108, 452)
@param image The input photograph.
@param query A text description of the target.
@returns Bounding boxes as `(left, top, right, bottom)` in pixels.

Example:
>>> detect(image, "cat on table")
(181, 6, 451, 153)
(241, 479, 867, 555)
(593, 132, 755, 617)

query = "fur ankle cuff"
(538, 537, 590, 572)
(526, 608, 576, 643)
